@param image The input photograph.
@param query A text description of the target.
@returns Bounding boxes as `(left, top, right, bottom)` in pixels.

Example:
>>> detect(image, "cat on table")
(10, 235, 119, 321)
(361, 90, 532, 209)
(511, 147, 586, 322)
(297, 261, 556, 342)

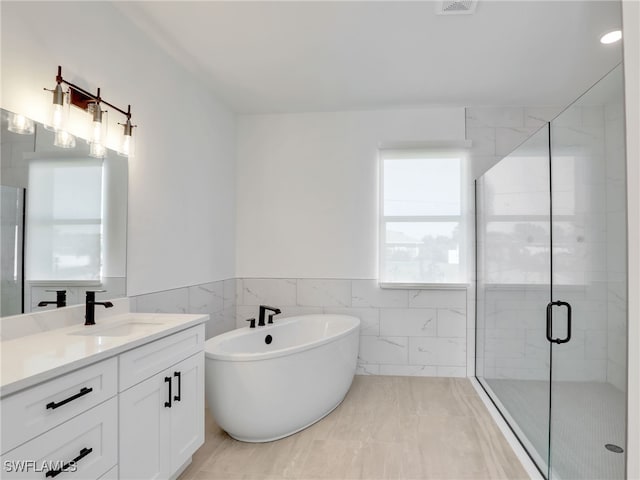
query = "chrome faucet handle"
(246, 318, 256, 328)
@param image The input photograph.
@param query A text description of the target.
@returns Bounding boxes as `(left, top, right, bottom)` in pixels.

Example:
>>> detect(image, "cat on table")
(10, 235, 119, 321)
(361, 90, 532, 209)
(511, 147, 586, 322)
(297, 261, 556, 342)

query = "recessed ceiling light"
(600, 30, 622, 44)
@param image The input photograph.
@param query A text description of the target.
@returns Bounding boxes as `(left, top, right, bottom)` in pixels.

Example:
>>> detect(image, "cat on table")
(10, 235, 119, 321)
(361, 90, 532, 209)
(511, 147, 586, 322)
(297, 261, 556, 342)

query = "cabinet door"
(170, 352, 204, 471)
(119, 373, 172, 480)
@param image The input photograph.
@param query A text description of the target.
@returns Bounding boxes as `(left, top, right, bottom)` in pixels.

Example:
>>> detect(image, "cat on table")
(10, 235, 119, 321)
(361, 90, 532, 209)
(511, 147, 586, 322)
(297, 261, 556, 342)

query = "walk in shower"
(475, 65, 628, 479)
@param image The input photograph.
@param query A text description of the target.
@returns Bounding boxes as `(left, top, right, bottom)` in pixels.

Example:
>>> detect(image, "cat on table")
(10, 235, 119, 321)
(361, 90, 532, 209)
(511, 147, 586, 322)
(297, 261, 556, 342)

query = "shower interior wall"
(472, 100, 626, 391)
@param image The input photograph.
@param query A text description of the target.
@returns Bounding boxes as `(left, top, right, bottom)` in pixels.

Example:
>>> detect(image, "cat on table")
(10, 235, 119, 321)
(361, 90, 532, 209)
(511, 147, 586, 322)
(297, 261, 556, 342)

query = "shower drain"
(605, 444, 624, 453)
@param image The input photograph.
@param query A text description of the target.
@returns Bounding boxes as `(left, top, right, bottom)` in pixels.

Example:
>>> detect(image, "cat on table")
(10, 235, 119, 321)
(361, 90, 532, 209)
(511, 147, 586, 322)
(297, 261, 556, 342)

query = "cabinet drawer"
(1, 397, 117, 479)
(1, 358, 117, 454)
(119, 324, 205, 391)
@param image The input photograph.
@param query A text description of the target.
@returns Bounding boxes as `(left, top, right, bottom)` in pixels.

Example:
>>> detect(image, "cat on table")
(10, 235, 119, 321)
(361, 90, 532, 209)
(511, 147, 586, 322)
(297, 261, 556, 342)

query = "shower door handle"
(546, 301, 572, 344)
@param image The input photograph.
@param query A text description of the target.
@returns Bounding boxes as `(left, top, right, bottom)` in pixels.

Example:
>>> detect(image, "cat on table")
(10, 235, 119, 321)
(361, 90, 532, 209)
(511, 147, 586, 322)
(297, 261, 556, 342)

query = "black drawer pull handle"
(174, 371, 181, 402)
(45, 447, 92, 478)
(46, 387, 93, 410)
(164, 376, 172, 408)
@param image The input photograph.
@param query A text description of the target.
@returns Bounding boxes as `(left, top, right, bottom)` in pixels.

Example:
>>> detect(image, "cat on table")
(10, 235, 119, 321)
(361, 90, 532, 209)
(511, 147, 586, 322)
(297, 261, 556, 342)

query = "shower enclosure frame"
(474, 64, 629, 480)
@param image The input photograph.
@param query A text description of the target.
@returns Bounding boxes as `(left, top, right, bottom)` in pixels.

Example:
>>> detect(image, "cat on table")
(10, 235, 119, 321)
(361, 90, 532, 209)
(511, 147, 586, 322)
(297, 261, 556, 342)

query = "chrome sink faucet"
(258, 305, 281, 326)
(85, 290, 113, 326)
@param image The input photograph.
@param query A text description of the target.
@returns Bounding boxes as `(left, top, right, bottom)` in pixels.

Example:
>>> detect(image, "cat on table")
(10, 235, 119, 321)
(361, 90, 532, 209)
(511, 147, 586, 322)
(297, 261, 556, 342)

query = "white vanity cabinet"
(0, 316, 206, 480)
(118, 325, 205, 480)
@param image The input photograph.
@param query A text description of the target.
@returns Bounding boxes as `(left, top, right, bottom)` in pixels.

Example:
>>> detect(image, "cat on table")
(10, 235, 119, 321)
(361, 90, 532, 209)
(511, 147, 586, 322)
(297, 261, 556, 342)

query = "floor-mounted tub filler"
(204, 314, 360, 442)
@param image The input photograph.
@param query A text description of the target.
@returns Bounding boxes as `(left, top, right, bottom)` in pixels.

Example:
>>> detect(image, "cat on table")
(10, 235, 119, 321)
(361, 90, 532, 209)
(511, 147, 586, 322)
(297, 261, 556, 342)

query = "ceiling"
(117, 1, 623, 114)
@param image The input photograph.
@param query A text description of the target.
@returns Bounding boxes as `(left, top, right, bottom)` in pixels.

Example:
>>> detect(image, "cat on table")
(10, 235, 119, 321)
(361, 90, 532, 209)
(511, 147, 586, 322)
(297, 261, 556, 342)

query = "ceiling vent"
(436, 0, 477, 15)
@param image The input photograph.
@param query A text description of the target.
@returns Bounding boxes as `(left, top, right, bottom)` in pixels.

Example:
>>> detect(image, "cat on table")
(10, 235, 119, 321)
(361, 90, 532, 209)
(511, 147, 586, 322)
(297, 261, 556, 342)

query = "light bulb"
(118, 117, 135, 158)
(7, 113, 35, 135)
(91, 120, 103, 144)
(87, 103, 107, 158)
(51, 104, 64, 130)
(600, 30, 622, 44)
(45, 84, 68, 131)
(54, 130, 76, 149)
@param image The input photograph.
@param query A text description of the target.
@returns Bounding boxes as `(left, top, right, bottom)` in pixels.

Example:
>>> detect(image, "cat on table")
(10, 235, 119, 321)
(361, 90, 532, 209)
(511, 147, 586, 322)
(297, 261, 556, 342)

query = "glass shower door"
(475, 125, 552, 476)
(548, 65, 627, 479)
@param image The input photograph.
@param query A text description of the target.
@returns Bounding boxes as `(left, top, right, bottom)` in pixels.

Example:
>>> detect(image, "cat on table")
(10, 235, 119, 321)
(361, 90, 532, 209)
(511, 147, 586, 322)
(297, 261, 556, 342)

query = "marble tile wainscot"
(131, 279, 236, 340)
(235, 278, 471, 378)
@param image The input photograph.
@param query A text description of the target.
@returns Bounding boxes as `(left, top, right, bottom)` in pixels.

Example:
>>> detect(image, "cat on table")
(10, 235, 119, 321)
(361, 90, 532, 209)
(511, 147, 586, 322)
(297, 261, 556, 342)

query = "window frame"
(378, 148, 469, 288)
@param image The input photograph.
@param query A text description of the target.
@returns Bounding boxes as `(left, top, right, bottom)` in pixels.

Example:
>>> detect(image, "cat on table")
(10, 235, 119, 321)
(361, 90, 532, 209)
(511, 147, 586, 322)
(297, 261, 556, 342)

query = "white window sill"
(379, 282, 470, 290)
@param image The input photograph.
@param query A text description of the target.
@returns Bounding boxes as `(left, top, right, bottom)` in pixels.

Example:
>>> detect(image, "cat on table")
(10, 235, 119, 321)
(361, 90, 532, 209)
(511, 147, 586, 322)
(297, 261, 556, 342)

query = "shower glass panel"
(1, 185, 24, 316)
(549, 65, 627, 479)
(475, 125, 551, 475)
(476, 64, 628, 480)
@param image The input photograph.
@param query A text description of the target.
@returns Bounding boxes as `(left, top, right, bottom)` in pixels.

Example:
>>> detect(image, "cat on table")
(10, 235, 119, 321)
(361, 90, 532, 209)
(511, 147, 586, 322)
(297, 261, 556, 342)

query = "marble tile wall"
(26, 277, 126, 314)
(131, 279, 236, 340)
(465, 106, 563, 180)
(236, 278, 470, 378)
(473, 102, 628, 389)
(479, 285, 609, 382)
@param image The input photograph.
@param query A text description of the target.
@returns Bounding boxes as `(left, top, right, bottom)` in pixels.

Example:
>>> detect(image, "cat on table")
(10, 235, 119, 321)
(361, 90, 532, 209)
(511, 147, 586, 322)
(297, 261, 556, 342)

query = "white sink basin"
(69, 321, 165, 337)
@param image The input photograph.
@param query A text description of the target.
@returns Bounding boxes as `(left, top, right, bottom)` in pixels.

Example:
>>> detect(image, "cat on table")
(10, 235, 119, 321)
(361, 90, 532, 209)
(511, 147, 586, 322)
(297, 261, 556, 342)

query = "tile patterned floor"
(486, 378, 626, 480)
(179, 375, 528, 480)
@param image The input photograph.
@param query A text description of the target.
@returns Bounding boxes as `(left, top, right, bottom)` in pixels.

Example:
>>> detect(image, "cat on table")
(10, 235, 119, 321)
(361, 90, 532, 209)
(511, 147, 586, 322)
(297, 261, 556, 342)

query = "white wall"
(236, 107, 465, 279)
(0, 2, 236, 296)
(622, 1, 640, 478)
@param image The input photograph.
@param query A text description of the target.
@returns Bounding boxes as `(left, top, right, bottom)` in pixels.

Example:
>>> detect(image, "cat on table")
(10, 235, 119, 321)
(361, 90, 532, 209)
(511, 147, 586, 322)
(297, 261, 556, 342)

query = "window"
(26, 158, 103, 281)
(379, 149, 467, 285)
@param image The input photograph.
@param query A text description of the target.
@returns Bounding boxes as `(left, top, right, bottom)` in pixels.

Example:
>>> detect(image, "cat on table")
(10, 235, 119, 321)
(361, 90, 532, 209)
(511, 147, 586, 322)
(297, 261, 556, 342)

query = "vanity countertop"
(0, 312, 208, 398)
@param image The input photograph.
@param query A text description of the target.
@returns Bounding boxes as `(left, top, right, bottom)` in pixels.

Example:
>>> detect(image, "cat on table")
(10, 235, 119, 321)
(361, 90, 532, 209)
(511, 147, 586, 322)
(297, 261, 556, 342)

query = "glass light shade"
(7, 113, 35, 135)
(89, 142, 106, 159)
(89, 120, 105, 144)
(44, 84, 68, 132)
(118, 119, 135, 157)
(118, 133, 135, 157)
(88, 105, 107, 158)
(54, 130, 76, 149)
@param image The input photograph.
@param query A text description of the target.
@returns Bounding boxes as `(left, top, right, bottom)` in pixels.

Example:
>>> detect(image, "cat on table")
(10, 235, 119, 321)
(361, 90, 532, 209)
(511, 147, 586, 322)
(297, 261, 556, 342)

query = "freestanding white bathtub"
(204, 314, 360, 442)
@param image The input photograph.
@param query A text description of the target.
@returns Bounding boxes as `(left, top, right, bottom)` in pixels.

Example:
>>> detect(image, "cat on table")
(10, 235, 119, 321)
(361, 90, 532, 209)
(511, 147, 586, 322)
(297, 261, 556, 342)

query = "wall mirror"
(1, 108, 127, 316)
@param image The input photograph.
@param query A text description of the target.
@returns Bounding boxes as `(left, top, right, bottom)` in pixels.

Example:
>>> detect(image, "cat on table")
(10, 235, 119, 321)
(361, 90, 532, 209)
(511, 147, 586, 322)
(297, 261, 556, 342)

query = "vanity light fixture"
(87, 90, 107, 159)
(7, 112, 35, 135)
(44, 65, 136, 157)
(600, 30, 622, 44)
(54, 130, 77, 149)
(117, 105, 136, 158)
(43, 69, 69, 132)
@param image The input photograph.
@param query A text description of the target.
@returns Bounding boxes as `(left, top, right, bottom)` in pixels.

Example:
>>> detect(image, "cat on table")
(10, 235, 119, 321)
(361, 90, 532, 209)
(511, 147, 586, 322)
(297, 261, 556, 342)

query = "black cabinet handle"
(46, 387, 93, 410)
(45, 447, 92, 478)
(164, 376, 172, 408)
(546, 301, 572, 344)
(173, 371, 181, 402)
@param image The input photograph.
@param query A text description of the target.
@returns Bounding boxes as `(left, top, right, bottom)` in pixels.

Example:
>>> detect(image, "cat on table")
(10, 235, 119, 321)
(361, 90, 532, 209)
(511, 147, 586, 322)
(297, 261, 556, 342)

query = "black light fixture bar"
(48, 65, 132, 120)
